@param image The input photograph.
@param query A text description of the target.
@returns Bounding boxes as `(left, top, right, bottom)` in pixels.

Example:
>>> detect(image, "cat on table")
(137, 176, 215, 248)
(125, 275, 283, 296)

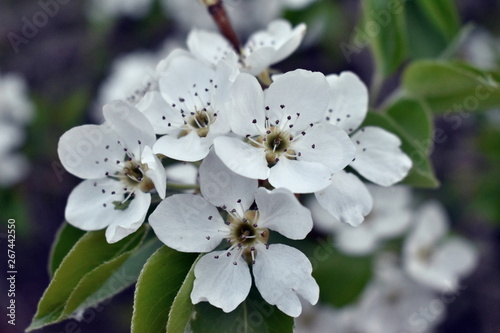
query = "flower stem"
(167, 183, 200, 191)
(201, 0, 241, 53)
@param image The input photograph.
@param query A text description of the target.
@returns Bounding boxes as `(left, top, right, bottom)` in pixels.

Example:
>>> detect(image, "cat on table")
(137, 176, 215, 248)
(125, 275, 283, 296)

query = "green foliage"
(403, 60, 500, 113)
(309, 239, 373, 307)
(362, 0, 407, 76)
(166, 255, 200, 333)
(363, 98, 439, 188)
(48, 222, 86, 276)
(362, 0, 460, 76)
(190, 286, 294, 333)
(27, 226, 155, 331)
(131, 246, 198, 333)
(404, 0, 459, 59)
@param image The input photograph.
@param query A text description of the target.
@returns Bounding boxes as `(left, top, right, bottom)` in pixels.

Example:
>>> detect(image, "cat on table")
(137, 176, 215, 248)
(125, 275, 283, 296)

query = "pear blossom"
(403, 201, 478, 292)
(187, 19, 306, 75)
(137, 50, 238, 162)
(58, 101, 166, 243)
(213, 69, 355, 193)
(149, 150, 319, 316)
(310, 185, 413, 255)
(314, 71, 412, 226)
(0, 72, 34, 186)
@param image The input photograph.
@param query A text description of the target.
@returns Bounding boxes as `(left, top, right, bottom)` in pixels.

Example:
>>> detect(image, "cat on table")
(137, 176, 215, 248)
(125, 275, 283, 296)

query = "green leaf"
(131, 246, 198, 333)
(48, 222, 86, 277)
(404, 0, 460, 58)
(27, 226, 147, 331)
(362, 98, 439, 188)
(191, 286, 294, 333)
(361, 0, 407, 76)
(310, 238, 372, 307)
(62, 237, 163, 318)
(416, 0, 460, 40)
(403, 60, 500, 113)
(166, 255, 201, 333)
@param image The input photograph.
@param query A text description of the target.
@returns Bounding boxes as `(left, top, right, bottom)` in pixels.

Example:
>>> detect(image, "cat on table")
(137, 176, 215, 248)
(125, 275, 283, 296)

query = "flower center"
(228, 210, 269, 253)
(119, 160, 154, 193)
(250, 126, 295, 166)
(179, 110, 215, 138)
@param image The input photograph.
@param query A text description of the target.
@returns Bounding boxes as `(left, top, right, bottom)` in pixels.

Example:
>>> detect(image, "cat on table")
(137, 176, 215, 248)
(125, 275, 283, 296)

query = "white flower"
(0, 72, 34, 186)
(138, 50, 238, 162)
(188, 19, 306, 75)
(310, 185, 413, 255)
(213, 69, 355, 193)
(403, 201, 478, 292)
(314, 71, 412, 226)
(149, 150, 318, 316)
(58, 101, 166, 243)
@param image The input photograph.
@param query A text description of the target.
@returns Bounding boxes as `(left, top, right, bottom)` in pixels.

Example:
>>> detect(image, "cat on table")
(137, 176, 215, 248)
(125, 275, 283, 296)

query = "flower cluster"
(58, 19, 412, 317)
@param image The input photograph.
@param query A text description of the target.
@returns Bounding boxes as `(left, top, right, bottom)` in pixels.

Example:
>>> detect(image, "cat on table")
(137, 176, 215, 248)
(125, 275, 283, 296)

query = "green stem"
(167, 183, 200, 191)
(369, 69, 384, 110)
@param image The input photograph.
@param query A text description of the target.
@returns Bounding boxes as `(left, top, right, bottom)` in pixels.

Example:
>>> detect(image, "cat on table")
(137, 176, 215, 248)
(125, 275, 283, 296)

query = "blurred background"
(0, 0, 499, 332)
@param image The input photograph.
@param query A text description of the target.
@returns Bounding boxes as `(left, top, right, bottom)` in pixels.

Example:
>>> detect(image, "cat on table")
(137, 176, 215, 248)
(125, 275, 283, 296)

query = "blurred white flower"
(403, 201, 479, 292)
(461, 28, 500, 71)
(0, 72, 34, 186)
(58, 101, 166, 243)
(214, 69, 355, 193)
(92, 40, 182, 123)
(149, 150, 318, 316)
(310, 185, 413, 255)
(315, 71, 412, 226)
(188, 19, 306, 75)
(87, 0, 154, 21)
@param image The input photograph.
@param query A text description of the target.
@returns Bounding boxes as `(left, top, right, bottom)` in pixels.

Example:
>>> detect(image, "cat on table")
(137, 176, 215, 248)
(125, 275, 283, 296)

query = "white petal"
(268, 158, 332, 193)
(254, 187, 312, 240)
(57, 124, 123, 179)
(191, 250, 252, 313)
(253, 243, 319, 317)
(264, 70, 329, 129)
(65, 179, 150, 242)
(315, 171, 373, 227)
(269, 21, 307, 63)
(366, 185, 413, 238)
(187, 29, 234, 67)
(243, 20, 306, 75)
(103, 100, 156, 157)
(431, 238, 478, 285)
(213, 136, 269, 180)
(149, 194, 227, 252)
(335, 227, 379, 255)
(200, 149, 258, 214)
(135, 91, 183, 135)
(165, 163, 198, 186)
(350, 126, 413, 186)
(242, 47, 276, 76)
(293, 122, 356, 172)
(105, 191, 151, 243)
(141, 146, 167, 199)
(153, 131, 210, 162)
(227, 73, 266, 137)
(326, 72, 368, 133)
(406, 201, 449, 251)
